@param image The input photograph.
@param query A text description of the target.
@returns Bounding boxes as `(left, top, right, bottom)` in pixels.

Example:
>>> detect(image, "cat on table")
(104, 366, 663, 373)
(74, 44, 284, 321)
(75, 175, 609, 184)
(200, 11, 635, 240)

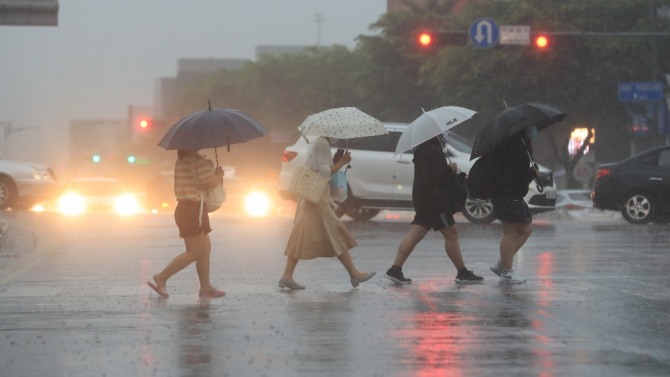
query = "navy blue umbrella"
(158, 103, 267, 157)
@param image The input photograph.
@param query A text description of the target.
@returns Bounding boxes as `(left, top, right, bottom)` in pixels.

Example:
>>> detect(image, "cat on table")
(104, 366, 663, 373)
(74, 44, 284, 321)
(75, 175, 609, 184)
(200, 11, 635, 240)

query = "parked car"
(278, 123, 557, 222)
(57, 177, 142, 216)
(592, 145, 670, 224)
(0, 159, 60, 210)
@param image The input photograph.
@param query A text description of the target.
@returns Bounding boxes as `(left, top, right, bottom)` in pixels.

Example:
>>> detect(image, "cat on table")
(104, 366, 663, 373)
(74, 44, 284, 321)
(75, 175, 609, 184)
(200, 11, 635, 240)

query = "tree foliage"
(168, 0, 670, 186)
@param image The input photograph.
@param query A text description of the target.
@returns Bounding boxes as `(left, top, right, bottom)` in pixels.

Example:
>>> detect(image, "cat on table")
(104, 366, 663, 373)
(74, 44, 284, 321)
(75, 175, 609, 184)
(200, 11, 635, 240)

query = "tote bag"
(288, 164, 329, 204)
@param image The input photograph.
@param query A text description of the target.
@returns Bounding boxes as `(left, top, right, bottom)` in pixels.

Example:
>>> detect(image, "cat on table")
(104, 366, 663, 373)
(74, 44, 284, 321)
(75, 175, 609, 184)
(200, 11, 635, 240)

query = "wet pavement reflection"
(0, 210, 668, 376)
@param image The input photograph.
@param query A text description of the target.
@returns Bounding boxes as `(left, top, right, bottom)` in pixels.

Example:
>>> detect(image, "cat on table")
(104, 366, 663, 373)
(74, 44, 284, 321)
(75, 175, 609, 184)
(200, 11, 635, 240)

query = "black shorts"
(174, 200, 212, 238)
(412, 209, 455, 230)
(491, 198, 532, 224)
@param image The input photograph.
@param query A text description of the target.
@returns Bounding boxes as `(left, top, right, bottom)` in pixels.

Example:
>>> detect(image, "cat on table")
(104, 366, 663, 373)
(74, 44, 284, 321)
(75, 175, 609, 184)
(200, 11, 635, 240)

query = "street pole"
(0, 122, 36, 158)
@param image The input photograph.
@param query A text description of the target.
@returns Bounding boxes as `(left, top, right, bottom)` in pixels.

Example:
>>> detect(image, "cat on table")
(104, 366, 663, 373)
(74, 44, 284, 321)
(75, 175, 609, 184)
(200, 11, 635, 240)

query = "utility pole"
(314, 13, 324, 46)
(0, 122, 35, 158)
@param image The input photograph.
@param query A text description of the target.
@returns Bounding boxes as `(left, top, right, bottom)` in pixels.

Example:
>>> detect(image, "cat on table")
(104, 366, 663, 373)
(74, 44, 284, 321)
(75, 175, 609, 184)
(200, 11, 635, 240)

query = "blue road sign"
(618, 82, 663, 102)
(469, 18, 499, 48)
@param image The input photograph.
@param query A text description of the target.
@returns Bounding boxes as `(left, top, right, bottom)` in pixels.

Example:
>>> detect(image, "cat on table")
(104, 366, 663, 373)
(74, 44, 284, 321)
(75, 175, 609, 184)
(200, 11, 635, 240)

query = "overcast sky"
(0, 0, 387, 167)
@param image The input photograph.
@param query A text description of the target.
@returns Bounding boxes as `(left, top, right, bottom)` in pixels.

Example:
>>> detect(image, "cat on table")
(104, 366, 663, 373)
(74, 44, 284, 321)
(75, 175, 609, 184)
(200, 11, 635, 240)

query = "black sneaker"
(384, 267, 412, 284)
(455, 269, 484, 284)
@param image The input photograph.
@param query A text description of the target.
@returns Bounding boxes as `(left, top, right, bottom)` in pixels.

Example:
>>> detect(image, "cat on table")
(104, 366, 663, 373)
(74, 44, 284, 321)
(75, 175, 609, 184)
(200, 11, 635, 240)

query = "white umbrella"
(394, 106, 477, 155)
(298, 107, 387, 139)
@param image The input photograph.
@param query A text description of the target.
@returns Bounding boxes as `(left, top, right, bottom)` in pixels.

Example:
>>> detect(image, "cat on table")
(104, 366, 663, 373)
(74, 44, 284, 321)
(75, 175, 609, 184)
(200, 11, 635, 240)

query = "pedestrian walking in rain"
(279, 136, 376, 290)
(487, 128, 539, 284)
(384, 134, 483, 284)
(147, 150, 226, 298)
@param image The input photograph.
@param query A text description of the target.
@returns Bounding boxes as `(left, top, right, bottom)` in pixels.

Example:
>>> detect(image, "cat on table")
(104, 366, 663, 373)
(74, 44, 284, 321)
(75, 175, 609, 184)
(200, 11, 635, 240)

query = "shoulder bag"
(191, 159, 226, 213)
(288, 164, 329, 204)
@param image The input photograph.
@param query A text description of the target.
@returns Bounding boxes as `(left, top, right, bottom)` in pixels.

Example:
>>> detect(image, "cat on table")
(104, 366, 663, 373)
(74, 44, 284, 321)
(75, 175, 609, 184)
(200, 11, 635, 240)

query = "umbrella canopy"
(298, 107, 387, 139)
(470, 103, 567, 160)
(394, 106, 477, 155)
(158, 105, 267, 152)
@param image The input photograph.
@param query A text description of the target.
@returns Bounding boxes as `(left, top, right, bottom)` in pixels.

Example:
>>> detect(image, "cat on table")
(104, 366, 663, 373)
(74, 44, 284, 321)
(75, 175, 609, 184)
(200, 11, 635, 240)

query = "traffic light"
(417, 31, 434, 48)
(91, 154, 101, 163)
(136, 117, 152, 131)
(533, 34, 551, 51)
(127, 155, 136, 164)
(414, 30, 468, 50)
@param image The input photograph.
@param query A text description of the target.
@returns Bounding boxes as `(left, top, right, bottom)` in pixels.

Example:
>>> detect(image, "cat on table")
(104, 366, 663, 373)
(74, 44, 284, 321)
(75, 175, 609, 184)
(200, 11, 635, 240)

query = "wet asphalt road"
(0, 208, 669, 377)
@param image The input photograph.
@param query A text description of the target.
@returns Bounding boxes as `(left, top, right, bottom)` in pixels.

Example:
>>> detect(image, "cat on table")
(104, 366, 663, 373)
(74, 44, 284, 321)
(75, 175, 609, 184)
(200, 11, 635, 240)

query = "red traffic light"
(137, 117, 151, 130)
(417, 32, 434, 47)
(534, 34, 550, 49)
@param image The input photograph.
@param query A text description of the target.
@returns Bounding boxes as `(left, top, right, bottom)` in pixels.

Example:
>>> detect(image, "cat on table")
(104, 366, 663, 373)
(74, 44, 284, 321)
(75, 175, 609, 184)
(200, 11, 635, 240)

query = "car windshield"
(69, 181, 125, 195)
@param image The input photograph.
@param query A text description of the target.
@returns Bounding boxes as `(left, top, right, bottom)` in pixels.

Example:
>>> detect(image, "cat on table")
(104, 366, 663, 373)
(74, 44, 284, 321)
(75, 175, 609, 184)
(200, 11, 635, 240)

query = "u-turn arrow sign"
(469, 18, 500, 48)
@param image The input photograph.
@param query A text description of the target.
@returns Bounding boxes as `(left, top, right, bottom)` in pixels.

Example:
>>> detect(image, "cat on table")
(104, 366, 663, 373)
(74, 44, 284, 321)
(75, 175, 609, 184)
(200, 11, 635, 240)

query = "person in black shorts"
(487, 128, 539, 284)
(147, 150, 226, 299)
(384, 134, 483, 285)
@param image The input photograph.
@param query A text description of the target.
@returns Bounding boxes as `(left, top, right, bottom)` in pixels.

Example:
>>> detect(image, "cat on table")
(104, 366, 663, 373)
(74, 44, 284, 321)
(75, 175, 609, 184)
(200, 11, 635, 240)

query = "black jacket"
(412, 138, 453, 214)
(488, 135, 536, 199)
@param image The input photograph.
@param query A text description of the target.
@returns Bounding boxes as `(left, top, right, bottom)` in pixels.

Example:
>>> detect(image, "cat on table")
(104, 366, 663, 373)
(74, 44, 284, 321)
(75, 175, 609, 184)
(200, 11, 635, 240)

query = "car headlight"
(57, 193, 86, 216)
(244, 191, 271, 217)
(115, 194, 141, 216)
(31, 168, 50, 180)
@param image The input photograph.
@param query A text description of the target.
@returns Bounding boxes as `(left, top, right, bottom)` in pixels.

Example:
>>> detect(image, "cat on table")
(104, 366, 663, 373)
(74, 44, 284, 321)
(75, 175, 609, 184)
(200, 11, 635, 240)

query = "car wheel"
(345, 207, 380, 221)
(0, 176, 18, 210)
(621, 193, 654, 225)
(462, 196, 495, 224)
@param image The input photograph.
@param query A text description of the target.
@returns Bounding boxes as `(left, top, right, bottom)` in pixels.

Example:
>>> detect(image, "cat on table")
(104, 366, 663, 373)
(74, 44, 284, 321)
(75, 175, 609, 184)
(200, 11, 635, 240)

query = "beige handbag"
(288, 164, 329, 203)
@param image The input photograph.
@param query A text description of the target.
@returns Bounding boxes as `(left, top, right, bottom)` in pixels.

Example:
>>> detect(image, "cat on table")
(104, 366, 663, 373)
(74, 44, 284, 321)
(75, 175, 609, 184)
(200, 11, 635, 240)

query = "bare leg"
(438, 225, 465, 270)
(153, 237, 201, 289)
(191, 234, 221, 293)
(499, 221, 532, 270)
(337, 251, 371, 280)
(391, 224, 429, 267)
(281, 257, 300, 280)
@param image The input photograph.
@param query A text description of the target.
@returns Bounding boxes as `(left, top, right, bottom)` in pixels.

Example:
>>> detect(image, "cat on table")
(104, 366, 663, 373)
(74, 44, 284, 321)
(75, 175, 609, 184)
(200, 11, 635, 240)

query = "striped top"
(174, 154, 216, 201)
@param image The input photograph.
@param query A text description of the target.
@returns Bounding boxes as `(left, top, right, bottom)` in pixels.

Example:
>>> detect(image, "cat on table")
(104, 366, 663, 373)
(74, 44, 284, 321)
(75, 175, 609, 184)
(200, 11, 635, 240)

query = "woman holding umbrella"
(486, 127, 539, 284)
(278, 136, 376, 290)
(384, 133, 484, 285)
(147, 150, 226, 298)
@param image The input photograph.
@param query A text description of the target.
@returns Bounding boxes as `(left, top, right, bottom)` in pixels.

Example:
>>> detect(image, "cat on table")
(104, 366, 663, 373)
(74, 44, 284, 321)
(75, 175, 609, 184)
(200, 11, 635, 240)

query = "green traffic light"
(92, 154, 101, 163)
(127, 155, 136, 164)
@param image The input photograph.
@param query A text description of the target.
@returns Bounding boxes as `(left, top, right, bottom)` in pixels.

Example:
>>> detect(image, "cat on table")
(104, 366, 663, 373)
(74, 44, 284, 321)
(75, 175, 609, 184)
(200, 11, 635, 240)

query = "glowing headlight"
(244, 191, 271, 217)
(115, 194, 141, 216)
(57, 193, 86, 216)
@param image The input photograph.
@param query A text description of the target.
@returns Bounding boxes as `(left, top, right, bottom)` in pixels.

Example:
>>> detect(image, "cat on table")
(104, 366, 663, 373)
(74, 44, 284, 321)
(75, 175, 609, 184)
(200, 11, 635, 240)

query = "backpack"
(467, 154, 494, 200)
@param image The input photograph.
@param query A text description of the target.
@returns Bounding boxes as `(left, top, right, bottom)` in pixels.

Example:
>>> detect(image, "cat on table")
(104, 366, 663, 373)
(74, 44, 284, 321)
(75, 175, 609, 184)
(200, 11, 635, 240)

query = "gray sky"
(0, 0, 386, 169)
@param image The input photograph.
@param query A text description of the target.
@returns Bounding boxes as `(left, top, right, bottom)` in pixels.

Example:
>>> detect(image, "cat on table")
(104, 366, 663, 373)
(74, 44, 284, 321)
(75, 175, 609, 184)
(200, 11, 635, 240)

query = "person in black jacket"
(487, 127, 539, 284)
(384, 134, 483, 284)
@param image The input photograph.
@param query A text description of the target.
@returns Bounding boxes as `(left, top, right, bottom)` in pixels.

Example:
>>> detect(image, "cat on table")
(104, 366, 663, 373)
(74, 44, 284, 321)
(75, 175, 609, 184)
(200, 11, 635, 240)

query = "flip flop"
(147, 281, 169, 299)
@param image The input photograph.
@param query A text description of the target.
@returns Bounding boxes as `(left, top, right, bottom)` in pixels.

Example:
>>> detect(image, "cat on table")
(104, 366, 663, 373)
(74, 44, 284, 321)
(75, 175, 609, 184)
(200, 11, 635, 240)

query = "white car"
(0, 159, 60, 210)
(278, 123, 557, 222)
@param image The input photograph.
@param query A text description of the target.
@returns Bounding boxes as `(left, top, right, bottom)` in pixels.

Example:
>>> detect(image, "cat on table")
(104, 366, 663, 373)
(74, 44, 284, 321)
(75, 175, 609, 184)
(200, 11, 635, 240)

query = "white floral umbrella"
(298, 107, 387, 139)
(395, 106, 477, 155)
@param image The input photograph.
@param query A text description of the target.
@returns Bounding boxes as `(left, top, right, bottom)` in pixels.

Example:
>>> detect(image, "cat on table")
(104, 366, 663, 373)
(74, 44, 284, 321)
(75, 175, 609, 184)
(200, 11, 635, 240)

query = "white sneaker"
(489, 262, 502, 277)
(499, 270, 526, 284)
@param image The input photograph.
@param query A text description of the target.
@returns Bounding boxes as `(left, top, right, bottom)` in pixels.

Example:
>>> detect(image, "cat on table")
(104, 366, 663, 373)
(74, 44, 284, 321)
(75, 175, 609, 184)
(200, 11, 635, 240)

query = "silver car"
(278, 123, 556, 222)
(0, 159, 60, 210)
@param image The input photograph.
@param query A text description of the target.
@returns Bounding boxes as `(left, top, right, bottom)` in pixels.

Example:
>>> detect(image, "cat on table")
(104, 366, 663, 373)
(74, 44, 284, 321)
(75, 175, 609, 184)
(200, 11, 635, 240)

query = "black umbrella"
(158, 102, 267, 163)
(470, 103, 567, 160)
